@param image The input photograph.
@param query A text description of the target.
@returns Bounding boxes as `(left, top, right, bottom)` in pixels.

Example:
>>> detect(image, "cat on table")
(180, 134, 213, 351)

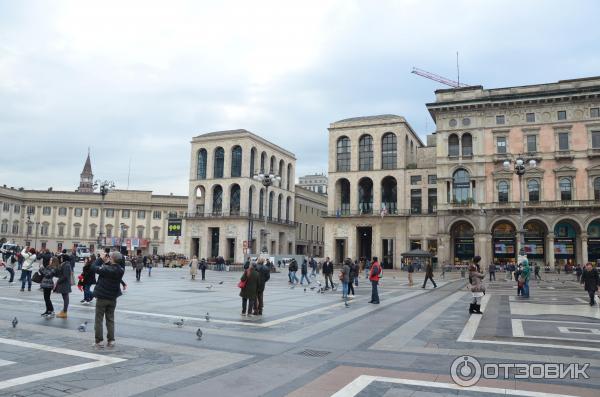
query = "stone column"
(546, 232, 555, 271)
(581, 233, 589, 265)
(373, 224, 381, 261)
(438, 234, 450, 265)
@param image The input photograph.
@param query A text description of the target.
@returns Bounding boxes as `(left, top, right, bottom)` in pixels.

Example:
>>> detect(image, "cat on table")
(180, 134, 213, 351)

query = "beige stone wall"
(294, 186, 327, 256)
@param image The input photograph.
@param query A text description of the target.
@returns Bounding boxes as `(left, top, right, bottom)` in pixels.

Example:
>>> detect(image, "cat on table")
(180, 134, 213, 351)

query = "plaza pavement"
(0, 266, 598, 396)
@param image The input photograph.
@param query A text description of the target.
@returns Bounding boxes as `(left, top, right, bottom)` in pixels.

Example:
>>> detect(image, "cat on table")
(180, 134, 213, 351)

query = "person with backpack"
(239, 262, 259, 316)
(369, 256, 382, 304)
(254, 258, 270, 315)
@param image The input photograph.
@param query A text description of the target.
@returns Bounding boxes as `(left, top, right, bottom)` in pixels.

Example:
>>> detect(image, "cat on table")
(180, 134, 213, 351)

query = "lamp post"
(93, 180, 115, 250)
(503, 156, 537, 256)
(25, 213, 33, 247)
(120, 223, 126, 255)
(253, 171, 281, 254)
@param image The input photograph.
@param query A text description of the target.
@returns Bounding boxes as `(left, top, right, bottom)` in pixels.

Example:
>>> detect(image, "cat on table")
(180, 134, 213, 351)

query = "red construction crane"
(411, 67, 470, 88)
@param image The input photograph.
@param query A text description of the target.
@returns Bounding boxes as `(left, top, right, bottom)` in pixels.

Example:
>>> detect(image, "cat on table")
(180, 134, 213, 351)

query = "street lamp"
(93, 180, 115, 249)
(25, 213, 33, 247)
(253, 171, 281, 254)
(503, 157, 537, 256)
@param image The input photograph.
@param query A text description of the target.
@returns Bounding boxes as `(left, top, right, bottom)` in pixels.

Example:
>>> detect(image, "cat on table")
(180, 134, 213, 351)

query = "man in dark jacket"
(422, 262, 437, 289)
(254, 258, 270, 315)
(581, 263, 600, 306)
(322, 257, 334, 290)
(91, 251, 125, 348)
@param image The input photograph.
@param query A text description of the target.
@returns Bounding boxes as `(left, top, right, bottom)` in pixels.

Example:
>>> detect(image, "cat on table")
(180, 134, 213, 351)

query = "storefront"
(588, 220, 600, 264)
(554, 221, 577, 271)
(523, 221, 546, 264)
(492, 222, 516, 267)
(451, 221, 474, 267)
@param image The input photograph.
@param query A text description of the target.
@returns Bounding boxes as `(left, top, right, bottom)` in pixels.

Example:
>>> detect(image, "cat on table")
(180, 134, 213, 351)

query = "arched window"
(594, 177, 600, 201)
(248, 186, 254, 214)
(277, 194, 283, 220)
(213, 147, 224, 178)
(270, 156, 276, 174)
(448, 134, 459, 157)
(498, 180, 509, 202)
(559, 178, 572, 201)
(250, 148, 256, 176)
(212, 185, 223, 214)
(528, 179, 540, 202)
(359, 135, 373, 171)
(381, 133, 397, 169)
(452, 169, 470, 203)
(260, 152, 267, 173)
(287, 164, 292, 190)
(259, 189, 264, 217)
(278, 159, 284, 177)
(231, 146, 242, 177)
(336, 136, 351, 171)
(462, 133, 473, 156)
(381, 176, 397, 213)
(358, 178, 373, 214)
(196, 149, 207, 179)
(268, 191, 274, 218)
(286, 197, 291, 221)
(230, 184, 241, 214)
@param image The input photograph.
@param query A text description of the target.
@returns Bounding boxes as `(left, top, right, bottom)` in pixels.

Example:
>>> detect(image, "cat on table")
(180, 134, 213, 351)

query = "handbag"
(237, 279, 247, 288)
(338, 272, 344, 281)
(32, 271, 43, 284)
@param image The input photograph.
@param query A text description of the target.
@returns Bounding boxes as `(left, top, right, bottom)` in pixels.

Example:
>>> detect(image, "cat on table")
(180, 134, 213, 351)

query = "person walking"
(468, 256, 485, 314)
(239, 262, 259, 316)
(40, 256, 58, 318)
(514, 264, 523, 296)
(422, 261, 437, 289)
(407, 261, 414, 286)
(347, 261, 356, 296)
(309, 257, 317, 277)
(575, 264, 583, 283)
(322, 257, 335, 290)
(254, 258, 270, 315)
(134, 256, 143, 282)
(20, 247, 36, 292)
(580, 263, 600, 306)
(199, 258, 207, 280)
(81, 257, 96, 304)
(54, 253, 72, 318)
(189, 256, 198, 280)
(488, 262, 496, 281)
(92, 251, 125, 348)
(364, 257, 371, 279)
(368, 256, 382, 304)
(300, 258, 311, 285)
(521, 258, 531, 298)
(352, 260, 359, 287)
(289, 259, 299, 284)
(147, 256, 153, 277)
(340, 258, 351, 301)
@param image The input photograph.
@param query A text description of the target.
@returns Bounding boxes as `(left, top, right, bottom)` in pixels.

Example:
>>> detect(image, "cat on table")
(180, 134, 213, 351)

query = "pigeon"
(206, 285, 213, 290)
(11, 317, 18, 328)
(218, 281, 224, 285)
(310, 285, 316, 290)
(304, 288, 307, 293)
(290, 284, 295, 289)
(344, 301, 350, 308)
(174, 319, 184, 328)
(196, 328, 203, 340)
(205, 312, 210, 322)
(78, 321, 88, 332)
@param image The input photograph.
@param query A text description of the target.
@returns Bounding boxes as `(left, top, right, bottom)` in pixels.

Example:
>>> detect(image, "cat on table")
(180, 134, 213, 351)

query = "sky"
(1, 0, 599, 196)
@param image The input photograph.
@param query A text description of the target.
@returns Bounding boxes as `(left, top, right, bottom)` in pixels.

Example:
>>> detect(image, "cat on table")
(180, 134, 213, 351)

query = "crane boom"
(411, 67, 469, 88)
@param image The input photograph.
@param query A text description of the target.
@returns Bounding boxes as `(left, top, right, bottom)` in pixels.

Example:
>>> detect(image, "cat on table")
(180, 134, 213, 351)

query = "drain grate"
(297, 349, 331, 358)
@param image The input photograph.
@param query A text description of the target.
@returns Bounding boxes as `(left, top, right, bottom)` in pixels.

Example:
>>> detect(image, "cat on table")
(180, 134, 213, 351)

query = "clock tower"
(77, 150, 94, 193)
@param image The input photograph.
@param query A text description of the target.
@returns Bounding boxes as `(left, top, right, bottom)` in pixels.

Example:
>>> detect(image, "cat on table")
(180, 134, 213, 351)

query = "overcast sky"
(1, 0, 599, 195)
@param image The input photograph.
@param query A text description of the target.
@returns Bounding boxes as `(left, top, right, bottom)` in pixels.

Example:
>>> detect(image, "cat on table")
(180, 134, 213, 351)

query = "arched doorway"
(587, 219, 600, 264)
(554, 220, 580, 271)
(524, 220, 547, 268)
(491, 221, 516, 267)
(450, 221, 474, 267)
(335, 178, 350, 215)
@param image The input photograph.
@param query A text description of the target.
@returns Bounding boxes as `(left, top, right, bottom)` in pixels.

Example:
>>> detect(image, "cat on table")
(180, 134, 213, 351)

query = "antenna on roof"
(127, 156, 131, 190)
(456, 51, 460, 87)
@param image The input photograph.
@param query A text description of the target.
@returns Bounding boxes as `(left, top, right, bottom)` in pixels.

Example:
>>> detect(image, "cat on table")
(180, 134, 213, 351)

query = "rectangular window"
(58, 225, 64, 237)
(152, 246, 158, 255)
(592, 108, 600, 118)
(14, 205, 20, 214)
(26, 206, 35, 215)
(0, 223, 7, 233)
(557, 110, 567, 120)
(12, 223, 18, 234)
(42, 206, 51, 215)
(90, 226, 96, 238)
(58, 207, 67, 216)
(2, 203, 9, 212)
(428, 175, 437, 185)
(137, 210, 145, 219)
(592, 131, 600, 149)
(526, 112, 535, 123)
(558, 132, 569, 151)
(410, 175, 421, 185)
(137, 229, 144, 239)
(496, 136, 507, 154)
(496, 115, 505, 125)
(526, 135, 537, 153)
(74, 208, 83, 217)
(168, 211, 177, 219)
(122, 209, 130, 218)
(153, 210, 161, 219)
(106, 209, 114, 217)
(27, 225, 33, 236)
(410, 240, 422, 250)
(153, 229, 159, 240)
(410, 189, 422, 214)
(428, 188, 437, 214)
(74, 226, 80, 238)
(90, 208, 98, 217)
(106, 227, 113, 238)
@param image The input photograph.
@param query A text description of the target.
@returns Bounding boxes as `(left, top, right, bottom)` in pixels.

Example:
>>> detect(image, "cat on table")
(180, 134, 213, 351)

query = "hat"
(243, 263, 249, 270)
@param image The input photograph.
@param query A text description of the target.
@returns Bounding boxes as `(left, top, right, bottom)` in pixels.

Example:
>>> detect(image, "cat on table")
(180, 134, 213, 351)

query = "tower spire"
(77, 150, 94, 193)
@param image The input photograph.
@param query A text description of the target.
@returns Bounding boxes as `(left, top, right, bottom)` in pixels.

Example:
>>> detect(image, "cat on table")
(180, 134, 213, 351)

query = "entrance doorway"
(492, 221, 516, 268)
(209, 228, 219, 258)
(192, 237, 200, 258)
(382, 238, 394, 269)
(227, 238, 235, 261)
(450, 221, 474, 267)
(335, 239, 346, 264)
(357, 227, 372, 260)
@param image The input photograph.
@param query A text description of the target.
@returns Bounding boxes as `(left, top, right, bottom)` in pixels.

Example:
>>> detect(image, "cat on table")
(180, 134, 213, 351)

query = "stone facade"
(298, 173, 328, 194)
(294, 186, 327, 257)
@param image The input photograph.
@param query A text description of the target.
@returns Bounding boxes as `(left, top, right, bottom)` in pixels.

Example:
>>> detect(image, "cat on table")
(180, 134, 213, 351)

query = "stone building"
(0, 155, 187, 255)
(428, 76, 600, 270)
(295, 186, 327, 256)
(323, 115, 438, 268)
(298, 173, 328, 194)
(185, 129, 297, 262)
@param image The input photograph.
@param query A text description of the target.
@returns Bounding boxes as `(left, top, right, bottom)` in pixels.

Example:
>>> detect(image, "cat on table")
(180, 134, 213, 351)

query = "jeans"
(201, 269, 206, 280)
(95, 298, 117, 343)
(354, 276, 358, 286)
(61, 293, 69, 312)
(348, 281, 355, 295)
(148, 267, 152, 276)
(135, 268, 142, 281)
(300, 274, 310, 284)
(324, 273, 334, 289)
(6, 267, 14, 282)
(522, 281, 530, 297)
(408, 272, 414, 286)
(422, 275, 437, 288)
(256, 289, 264, 314)
(20, 270, 32, 290)
(242, 298, 255, 314)
(84, 284, 93, 301)
(342, 281, 348, 299)
(311, 268, 316, 277)
(489, 272, 495, 281)
(43, 288, 54, 313)
(588, 290, 597, 305)
(365, 268, 369, 278)
(371, 280, 380, 303)
(535, 272, 541, 280)
(291, 271, 299, 284)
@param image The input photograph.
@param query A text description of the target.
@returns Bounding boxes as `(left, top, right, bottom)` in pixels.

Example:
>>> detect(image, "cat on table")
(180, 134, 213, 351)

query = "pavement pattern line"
(370, 290, 467, 351)
(0, 337, 126, 391)
(330, 375, 580, 397)
(511, 319, 600, 344)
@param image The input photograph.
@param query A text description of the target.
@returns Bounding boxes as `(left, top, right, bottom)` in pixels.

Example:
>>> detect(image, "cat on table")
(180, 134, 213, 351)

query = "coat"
(92, 258, 124, 300)
(340, 264, 350, 283)
(369, 261, 382, 282)
(54, 262, 72, 294)
(425, 263, 434, 277)
(301, 261, 308, 275)
(82, 262, 97, 286)
(239, 269, 259, 299)
(20, 249, 36, 271)
(469, 270, 485, 293)
(581, 268, 600, 292)
(40, 265, 55, 289)
(190, 259, 198, 275)
(322, 261, 333, 275)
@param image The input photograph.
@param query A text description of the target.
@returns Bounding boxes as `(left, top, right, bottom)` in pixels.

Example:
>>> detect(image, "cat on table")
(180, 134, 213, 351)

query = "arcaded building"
(323, 115, 438, 268)
(428, 76, 600, 269)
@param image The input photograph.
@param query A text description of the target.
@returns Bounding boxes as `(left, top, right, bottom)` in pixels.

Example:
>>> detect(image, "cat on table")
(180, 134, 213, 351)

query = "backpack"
(261, 265, 271, 282)
(372, 264, 381, 277)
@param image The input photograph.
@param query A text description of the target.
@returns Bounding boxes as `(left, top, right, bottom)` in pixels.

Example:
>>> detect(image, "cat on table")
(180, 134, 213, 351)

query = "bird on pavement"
(290, 284, 295, 289)
(196, 328, 203, 340)
(218, 281, 224, 285)
(174, 319, 184, 328)
(344, 301, 350, 308)
(206, 285, 213, 290)
(205, 312, 210, 322)
(78, 321, 88, 332)
(11, 317, 18, 328)
(304, 288, 307, 293)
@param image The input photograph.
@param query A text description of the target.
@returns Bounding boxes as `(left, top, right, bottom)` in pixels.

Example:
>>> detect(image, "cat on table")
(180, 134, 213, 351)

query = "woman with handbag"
(54, 254, 72, 318)
(239, 262, 259, 316)
(40, 257, 59, 318)
(468, 256, 485, 314)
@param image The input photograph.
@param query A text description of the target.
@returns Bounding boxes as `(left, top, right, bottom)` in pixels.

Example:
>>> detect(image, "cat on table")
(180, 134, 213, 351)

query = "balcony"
(184, 211, 296, 226)
(484, 200, 600, 210)
(554, 150, 575, 160)
(588, 148, 600, 158)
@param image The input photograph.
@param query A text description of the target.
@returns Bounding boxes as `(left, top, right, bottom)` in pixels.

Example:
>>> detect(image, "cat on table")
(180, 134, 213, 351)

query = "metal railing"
(183, 211, 296, 226)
